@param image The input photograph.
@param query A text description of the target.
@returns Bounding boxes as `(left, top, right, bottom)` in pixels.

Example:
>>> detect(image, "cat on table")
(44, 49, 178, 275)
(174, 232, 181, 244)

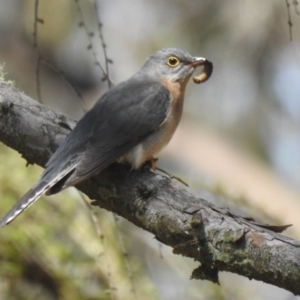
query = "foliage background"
(0, 1, 299, 299)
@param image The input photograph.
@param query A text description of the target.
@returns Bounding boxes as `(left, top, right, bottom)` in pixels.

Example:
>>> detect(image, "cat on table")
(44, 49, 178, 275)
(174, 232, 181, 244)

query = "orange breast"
(121, 78, 189, 169)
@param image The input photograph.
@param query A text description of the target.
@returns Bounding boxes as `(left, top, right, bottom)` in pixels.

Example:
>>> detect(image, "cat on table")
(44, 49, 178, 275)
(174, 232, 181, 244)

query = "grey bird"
(0, 48, 213, 227)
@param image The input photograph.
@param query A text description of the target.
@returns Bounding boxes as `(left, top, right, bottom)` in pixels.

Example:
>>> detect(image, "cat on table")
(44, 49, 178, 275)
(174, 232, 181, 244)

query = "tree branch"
(0, 82, 300, 295)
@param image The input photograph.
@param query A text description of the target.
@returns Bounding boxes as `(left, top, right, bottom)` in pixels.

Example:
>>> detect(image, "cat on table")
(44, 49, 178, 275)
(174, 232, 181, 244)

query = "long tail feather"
(0, 165, 76, 228)
(0, 180, 50, 228)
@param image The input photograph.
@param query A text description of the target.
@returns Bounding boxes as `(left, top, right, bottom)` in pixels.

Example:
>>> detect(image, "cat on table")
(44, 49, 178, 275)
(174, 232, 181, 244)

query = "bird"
(0, 48, 213, 227)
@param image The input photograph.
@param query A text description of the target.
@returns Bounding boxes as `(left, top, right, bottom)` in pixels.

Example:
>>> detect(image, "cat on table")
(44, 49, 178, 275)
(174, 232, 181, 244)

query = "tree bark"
(0, 81, 300, 295)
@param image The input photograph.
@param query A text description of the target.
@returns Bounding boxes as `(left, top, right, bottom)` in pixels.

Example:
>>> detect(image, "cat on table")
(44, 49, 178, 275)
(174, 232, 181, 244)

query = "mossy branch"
(0, 81, 300, 295)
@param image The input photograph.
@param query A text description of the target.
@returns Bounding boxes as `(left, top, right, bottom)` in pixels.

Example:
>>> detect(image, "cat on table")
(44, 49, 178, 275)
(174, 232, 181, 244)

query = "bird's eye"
(167, 56, 180, 67)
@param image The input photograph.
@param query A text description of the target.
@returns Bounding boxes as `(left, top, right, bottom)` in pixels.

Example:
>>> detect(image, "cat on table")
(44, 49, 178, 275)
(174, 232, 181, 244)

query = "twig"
(74, 0, 109, 84)
(79, 193, 116, 300)
(112, 214, 138, 299)
(94, 0, 113, 89)
(285, 0, 293, 41)
(156, 167, 189, 187)
(40, 58, 87, 112)
(33, 0, 42, 102)
(32, 0, 87, 111)
(293, 0, 300, 14)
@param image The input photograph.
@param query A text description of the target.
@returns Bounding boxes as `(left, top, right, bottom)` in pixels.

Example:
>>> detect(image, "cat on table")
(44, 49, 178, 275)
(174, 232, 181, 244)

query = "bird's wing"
(44, 79, 170, 184)
(0, 79, 170, 227)
(62, 79, 171, 186)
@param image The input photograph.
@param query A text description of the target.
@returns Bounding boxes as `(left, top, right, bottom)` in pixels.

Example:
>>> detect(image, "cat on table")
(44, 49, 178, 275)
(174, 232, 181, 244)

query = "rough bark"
(0, 82, 300, 295)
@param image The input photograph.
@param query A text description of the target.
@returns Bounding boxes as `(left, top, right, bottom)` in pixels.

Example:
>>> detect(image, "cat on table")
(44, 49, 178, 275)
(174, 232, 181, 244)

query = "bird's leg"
(144, 157, 158, 171)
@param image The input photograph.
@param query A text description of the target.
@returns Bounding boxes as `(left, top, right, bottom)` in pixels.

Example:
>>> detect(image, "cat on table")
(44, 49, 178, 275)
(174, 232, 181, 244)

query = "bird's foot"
(144, 157, 158, 171)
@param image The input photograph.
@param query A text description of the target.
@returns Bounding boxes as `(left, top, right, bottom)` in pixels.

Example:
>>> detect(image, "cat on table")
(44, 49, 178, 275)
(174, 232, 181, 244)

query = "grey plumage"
(0, 48, 212, 227)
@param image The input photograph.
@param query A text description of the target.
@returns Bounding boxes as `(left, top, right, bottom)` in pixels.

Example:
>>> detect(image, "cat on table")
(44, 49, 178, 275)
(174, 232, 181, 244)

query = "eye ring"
(167, 56, 180, 67)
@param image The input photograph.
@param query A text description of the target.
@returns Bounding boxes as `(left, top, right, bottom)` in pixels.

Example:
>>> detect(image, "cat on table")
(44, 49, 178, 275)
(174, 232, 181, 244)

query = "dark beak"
(190, 57, 211, 68)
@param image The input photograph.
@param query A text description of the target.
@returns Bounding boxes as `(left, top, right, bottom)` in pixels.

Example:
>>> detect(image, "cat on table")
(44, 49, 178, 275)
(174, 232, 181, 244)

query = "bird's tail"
(0, 180, 50, 228)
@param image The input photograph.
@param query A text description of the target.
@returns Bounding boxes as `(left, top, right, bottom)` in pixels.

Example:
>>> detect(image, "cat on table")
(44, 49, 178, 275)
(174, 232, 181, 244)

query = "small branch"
(286, 0, 294, 41)
(94, 0, 113, 89)
(40, 57, 87, 112)
(32, 0, 87, 111)
(74, 0, 112, 86)
(293, 0, 300, 14)
(80, 193, 116, 299)
(0, 82, 300, 295)
(33, 0, 43, 102)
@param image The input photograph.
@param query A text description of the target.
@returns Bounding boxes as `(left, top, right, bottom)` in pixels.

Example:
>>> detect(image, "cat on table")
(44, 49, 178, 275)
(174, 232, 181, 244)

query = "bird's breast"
(122, 80, 186, 169)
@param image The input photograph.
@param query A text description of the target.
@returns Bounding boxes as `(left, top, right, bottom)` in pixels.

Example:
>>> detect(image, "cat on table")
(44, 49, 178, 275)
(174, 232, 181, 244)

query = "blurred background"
(0, 0, 299, 299)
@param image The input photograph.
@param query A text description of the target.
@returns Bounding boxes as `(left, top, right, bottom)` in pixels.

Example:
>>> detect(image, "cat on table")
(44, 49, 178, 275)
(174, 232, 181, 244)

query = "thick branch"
(0, 82, 300, 295)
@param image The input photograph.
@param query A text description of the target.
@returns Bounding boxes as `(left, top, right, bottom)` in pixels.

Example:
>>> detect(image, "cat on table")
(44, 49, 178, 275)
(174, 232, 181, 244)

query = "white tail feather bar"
(0, 181, 49, 227)
(0, 166, 76, 227)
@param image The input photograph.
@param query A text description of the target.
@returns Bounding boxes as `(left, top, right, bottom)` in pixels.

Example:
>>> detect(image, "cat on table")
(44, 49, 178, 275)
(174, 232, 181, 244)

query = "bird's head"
(139, 48, 212, 84)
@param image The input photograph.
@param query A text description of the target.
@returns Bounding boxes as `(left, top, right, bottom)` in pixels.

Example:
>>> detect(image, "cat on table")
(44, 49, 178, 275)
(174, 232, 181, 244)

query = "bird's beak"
(190, 57, 209, 68)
